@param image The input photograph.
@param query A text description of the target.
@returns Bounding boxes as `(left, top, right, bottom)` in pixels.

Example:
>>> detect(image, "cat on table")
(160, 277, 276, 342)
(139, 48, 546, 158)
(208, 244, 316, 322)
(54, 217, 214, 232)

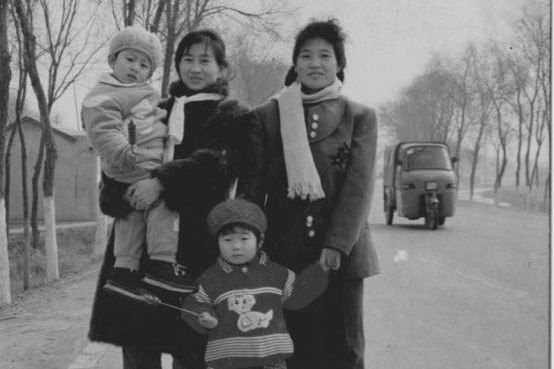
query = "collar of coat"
(217, 251, 268, 273)
(304, 97, 347, 144)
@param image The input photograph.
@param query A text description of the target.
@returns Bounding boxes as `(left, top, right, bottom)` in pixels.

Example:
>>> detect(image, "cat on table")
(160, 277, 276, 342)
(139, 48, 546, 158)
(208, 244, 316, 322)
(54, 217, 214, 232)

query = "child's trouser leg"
(114, 210, 146, 270)
(145, 200, 179, 263)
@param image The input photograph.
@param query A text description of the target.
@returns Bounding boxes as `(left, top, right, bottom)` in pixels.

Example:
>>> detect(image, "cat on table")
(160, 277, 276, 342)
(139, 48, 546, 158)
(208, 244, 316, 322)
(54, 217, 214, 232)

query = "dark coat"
(88, 97, 264, 360)
(254, 96, 379, 279)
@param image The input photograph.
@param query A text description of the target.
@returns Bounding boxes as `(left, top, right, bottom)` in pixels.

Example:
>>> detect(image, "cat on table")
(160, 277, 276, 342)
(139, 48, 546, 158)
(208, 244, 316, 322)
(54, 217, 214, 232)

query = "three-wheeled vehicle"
(383, 141, 458, 229)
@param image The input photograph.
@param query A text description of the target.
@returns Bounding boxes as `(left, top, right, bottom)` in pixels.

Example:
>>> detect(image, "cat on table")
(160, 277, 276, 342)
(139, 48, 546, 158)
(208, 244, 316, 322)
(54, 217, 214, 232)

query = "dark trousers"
(284, 271, 365, 369)
(122, 345, 200, 369)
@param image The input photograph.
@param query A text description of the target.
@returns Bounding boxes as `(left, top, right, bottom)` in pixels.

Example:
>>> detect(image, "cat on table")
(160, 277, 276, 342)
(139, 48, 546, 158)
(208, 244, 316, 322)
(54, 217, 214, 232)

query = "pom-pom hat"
(109, 25, 162, 74)
(207, 199, 267, 237)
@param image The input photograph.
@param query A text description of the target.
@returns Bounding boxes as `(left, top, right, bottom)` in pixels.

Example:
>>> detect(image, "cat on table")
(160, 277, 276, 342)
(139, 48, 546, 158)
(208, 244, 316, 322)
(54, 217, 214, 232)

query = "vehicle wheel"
(438, 216, 446, 226)
(425, 204, 438, 230)
(384, 194, 394, 225)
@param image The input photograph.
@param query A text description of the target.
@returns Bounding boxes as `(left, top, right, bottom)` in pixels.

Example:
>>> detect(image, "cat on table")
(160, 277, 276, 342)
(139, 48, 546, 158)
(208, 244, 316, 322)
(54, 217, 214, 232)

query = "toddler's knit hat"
(207, 199, 267, 237)
(109, 25, 162, 73)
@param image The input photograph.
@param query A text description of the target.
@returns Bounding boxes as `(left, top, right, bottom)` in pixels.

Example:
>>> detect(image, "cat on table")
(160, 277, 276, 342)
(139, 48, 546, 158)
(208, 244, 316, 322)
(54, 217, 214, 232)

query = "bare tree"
(504, 51, 528, 189)
(13, 0, 61, 281)
(15, 0, 105, 254)
(0, 0, 12, 306)
(448, 45, 481, 182)
(6, 4, 32, 289)
(108, 0, 290, 96)
(467, 48, 494, 200)
(229, 35, 288, 106)
(512, 1, 549, 188)
(379, 56, 456, 144)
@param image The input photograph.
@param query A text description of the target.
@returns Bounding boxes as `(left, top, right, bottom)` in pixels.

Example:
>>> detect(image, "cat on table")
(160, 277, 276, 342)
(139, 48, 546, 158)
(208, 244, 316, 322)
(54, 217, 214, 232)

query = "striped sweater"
(182, 252, 328, 369)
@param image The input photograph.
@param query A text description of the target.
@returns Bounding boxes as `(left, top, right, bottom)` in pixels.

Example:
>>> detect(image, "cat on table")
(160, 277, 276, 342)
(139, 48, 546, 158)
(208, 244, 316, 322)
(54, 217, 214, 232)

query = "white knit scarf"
(275, 78, 342, 201)
(164, 93, 223, 162)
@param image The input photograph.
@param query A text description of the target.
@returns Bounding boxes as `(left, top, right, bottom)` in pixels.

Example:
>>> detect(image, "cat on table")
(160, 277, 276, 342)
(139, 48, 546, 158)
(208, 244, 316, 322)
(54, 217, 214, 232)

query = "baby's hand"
(199, 312, 218, 329)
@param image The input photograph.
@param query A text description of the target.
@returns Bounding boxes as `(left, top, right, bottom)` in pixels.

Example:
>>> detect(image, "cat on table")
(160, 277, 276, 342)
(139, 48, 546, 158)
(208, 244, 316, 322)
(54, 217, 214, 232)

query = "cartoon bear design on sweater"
(227, 293, 273, 332)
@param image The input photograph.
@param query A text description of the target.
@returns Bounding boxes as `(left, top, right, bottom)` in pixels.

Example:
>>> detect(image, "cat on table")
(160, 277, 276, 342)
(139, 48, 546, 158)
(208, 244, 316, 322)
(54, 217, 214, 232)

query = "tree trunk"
(43, 196, 59, 280)
(494, 146, 500, 194)
(514, 93, 524, 188)
(0, 0, 11, 306)
(42, 138, 58, 282)
(18, 122, 31, 289)
(0, 199, 9, 305)
(524, 101, 535, 187)
(5, 123, 18, 234)
(14, 0, 59, 281)
(161, 0, 180, 97)
(31, 135, 45, 248)
(124, 0, 136, 26)
(469, 142, 481, 201)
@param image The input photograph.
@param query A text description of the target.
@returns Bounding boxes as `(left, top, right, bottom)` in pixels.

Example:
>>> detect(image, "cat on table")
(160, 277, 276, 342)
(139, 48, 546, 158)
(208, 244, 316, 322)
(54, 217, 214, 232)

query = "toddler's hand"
(199, 312, 218, 329)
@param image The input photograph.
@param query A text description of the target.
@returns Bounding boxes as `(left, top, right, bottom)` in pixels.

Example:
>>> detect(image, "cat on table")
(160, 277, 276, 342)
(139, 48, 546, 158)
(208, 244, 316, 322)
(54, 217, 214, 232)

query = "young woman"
(88, 29, 263, 369)
(254, 19, 380, 369)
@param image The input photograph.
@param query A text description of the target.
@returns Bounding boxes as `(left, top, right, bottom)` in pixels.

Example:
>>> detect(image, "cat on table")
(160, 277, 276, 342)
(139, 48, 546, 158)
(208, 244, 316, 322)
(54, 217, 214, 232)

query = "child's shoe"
(142, 260, 198, 293)
(104, 268, 156, 302)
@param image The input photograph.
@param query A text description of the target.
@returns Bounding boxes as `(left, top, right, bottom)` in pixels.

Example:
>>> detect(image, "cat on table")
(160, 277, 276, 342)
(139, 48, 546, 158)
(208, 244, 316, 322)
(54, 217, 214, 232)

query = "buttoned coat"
(254, 96, 379, 279)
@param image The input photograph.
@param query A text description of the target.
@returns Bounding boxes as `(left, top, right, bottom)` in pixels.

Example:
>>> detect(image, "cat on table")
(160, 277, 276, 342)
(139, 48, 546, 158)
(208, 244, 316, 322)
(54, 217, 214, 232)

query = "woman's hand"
(127, 178, 163, 210)
(319, 247, 342, 272)
(198, 312, 218, 329)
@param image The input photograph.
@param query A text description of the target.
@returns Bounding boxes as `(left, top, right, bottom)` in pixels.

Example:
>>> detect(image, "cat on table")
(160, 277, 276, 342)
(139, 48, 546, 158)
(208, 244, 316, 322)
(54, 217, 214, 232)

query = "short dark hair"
(217, 222, 262, 241)
(285, 18, 347, 86)
(174, 29, 228, 72)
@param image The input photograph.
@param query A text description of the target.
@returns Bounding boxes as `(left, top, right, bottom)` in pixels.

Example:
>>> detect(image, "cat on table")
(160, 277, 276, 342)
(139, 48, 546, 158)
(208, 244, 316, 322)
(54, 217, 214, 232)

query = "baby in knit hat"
(182, 198, 329, 369)
(81, 25, 196, 299)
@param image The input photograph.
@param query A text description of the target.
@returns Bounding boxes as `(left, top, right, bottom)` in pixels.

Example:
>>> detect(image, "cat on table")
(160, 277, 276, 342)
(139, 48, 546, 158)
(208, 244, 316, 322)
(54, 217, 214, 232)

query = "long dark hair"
(285, 19, 346, 86)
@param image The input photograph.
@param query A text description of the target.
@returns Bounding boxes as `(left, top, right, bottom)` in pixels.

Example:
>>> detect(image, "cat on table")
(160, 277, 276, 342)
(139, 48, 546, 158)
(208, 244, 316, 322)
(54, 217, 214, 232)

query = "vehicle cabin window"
(405, 146, 452, 170)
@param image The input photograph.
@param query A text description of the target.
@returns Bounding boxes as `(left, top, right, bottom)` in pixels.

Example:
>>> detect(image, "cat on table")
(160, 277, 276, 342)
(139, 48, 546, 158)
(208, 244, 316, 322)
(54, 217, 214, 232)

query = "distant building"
(7, 117, 98, 222)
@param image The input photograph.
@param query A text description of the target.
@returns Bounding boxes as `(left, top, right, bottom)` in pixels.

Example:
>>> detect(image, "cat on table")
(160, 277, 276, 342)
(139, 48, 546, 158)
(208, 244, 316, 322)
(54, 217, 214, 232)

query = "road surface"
(0, 186, 549, 369)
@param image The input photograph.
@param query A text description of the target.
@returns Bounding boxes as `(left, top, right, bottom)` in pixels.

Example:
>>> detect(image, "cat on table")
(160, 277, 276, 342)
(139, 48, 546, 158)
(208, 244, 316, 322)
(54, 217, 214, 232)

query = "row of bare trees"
(380, 0, 550, 204)
(0, 0, 292, 306)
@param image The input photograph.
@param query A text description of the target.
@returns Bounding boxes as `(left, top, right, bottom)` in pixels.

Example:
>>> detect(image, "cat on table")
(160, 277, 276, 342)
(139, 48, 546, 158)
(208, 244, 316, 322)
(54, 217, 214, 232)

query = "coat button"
(311, 122, 319, 129)
(312, 114, 319, 120)
(309, 131, 317, 138)
(308, 230, 315, 237)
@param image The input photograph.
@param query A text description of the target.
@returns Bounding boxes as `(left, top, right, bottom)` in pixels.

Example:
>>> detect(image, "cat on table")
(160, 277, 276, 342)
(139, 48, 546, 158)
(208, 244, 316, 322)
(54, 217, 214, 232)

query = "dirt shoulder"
(0, 264, 101, 369)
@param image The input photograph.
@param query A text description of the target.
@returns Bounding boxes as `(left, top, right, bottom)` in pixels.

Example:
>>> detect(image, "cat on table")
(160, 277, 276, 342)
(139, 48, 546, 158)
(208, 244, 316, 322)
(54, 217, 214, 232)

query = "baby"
(81, 26, 195, 299)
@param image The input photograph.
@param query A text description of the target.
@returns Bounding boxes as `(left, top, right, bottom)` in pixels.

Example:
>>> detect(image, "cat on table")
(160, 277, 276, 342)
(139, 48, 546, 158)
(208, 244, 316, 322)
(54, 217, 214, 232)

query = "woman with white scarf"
(254, 19, 379, 369)
(88, 30, 264, 369)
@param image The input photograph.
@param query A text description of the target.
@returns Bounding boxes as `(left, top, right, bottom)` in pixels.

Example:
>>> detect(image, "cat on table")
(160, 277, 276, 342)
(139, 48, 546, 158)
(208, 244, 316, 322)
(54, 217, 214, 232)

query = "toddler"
(81, 26, 195, 298)
(182, 198, 329, 369)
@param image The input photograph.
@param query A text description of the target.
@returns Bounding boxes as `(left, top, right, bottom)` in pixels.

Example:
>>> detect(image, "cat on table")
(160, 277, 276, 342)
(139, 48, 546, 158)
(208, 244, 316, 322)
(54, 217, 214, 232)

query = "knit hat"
(207, 199, 267, 237)
(109, 26, 162, 73)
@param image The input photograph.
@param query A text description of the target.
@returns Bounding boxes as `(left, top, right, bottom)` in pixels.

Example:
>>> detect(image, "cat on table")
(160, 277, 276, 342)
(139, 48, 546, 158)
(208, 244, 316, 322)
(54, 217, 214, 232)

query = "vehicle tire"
(438, 216, 446, 226)
(385, 194, 394, 225)
(425, 203, 438, 230)
(386, 204, 394, 225)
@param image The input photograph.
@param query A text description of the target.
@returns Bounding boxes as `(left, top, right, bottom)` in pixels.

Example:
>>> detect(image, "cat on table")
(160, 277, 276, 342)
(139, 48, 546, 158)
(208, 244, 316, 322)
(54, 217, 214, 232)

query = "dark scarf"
(169, 78, 229, 98)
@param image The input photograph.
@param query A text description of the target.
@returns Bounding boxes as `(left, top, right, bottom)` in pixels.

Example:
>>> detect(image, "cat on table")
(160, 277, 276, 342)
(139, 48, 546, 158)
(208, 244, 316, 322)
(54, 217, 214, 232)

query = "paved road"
(0, 185, 549, 369)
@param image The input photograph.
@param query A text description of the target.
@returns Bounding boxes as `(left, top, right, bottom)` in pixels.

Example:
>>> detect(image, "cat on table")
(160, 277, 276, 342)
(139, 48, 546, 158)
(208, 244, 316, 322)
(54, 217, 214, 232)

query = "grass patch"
(8, 225, 102, 296)
(480, 186, 550, 213)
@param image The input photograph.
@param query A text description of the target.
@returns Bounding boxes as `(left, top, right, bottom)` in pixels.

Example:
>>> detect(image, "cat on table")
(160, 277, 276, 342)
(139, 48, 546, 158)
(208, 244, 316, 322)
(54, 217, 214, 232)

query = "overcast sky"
(289, 0, 527, 107)
(52, 0, 529, 130)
